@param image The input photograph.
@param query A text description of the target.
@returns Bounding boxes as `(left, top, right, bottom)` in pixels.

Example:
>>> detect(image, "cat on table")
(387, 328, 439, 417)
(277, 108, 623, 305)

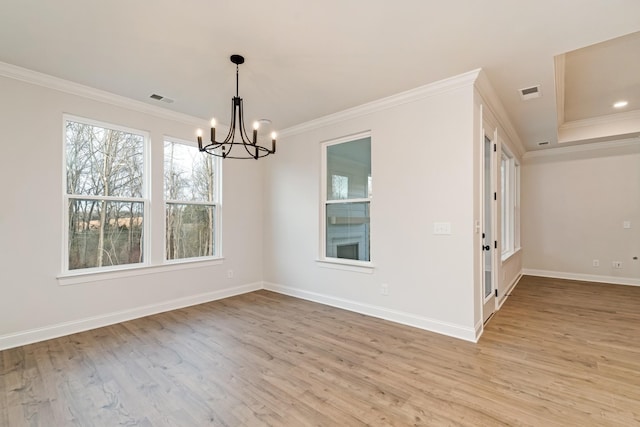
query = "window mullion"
(68, 194, 147, 203)
(326, 197, 371, 205)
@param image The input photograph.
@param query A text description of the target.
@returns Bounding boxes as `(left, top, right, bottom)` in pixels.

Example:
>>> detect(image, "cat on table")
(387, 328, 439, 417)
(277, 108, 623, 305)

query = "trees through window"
(64, 118, 147, 271)
(164, 139, 220, 261)
(64, 117, 222, 275)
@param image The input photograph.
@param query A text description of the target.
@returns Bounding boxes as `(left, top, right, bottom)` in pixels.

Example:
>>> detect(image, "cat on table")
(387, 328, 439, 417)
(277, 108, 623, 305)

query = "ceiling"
(0, 0, 639, 152)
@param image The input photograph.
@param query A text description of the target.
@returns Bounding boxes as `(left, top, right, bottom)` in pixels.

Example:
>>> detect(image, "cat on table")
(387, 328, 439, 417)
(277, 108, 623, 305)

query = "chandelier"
(197, 54, 276, 159)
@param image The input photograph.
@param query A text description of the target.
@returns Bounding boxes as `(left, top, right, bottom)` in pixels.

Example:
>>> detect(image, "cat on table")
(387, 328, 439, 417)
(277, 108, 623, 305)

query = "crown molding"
(560, 108, 640, 130)
(554, 54, 565, 127)
(474, 70, 526, 158)
(279, 69, 482, 138)
(0, 61, 206, 126)
(523, 136, 640, 159)
(558, 108, 640, 145)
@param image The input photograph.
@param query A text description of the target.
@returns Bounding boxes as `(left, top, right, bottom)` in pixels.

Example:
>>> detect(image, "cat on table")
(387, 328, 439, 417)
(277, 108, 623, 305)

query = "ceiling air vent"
(149, 93, 174, 103)
(537, 141, 549, 146)
(519, 85, 542, 101)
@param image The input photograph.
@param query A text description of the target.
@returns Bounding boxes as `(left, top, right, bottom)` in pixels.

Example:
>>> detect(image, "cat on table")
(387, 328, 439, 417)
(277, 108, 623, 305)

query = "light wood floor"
(2, 276, 640, 426)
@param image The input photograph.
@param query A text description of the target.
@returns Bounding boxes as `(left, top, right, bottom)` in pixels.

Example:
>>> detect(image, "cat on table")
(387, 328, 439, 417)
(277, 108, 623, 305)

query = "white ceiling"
(1, 0, 639, 152)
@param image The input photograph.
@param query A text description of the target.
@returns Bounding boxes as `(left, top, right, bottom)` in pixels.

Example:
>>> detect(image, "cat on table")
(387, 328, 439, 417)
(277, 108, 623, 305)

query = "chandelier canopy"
(197, 54, 276, 159)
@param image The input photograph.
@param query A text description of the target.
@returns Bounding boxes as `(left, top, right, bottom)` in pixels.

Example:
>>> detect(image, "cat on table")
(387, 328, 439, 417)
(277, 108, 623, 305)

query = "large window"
(64, 117, 148, 272)
(322, 133, 372, 263)
(501, 147, 520, 259)
(164, 139, 220, 261)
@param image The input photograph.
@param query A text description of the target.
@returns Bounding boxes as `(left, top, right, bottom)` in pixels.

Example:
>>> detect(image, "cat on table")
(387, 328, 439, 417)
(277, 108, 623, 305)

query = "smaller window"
(322, 133, 372, 264)
(164, 139, 221, 261)
(500, 146, 520, 259)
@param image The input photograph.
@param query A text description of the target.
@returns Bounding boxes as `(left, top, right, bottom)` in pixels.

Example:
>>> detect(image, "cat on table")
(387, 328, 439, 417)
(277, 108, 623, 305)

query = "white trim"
(560, 108, 640, 130)
(474, 320, 484, 342)
(264, 282, 479, 342)
(0, 61, 206, 126)
(497, 272, 523, 310)
(58, 258, 224, 286)
(0, 282, 262, 351)
(523, 137, 640, 159)
(475, 71, 527, 158)
(554, 54, 566, 127)
(522, 269, 640, 287)
(315, 259, 375, 273)
(280, 70, 481, 138)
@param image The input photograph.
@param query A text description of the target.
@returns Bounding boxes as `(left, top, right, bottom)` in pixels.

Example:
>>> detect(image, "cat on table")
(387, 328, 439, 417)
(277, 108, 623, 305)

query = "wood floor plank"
(2, 275, 640, 426)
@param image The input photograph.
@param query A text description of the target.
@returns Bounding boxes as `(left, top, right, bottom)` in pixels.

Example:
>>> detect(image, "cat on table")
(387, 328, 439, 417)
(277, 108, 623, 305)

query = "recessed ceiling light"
(613, 100, 628, 108)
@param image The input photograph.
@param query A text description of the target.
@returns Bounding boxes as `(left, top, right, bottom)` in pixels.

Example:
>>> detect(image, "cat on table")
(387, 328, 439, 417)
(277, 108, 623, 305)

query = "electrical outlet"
(612, 261, 623, 269)
(381, 283, 389, 296)
(227, 269, 234, 278)
(592, 259, 599, 267)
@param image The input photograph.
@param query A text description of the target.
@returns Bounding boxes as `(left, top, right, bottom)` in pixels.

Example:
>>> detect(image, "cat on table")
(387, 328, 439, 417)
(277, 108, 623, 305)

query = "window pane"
(164, 141, 217, 202)
(326, 202, 370, 261)
(326, 137, 371, 200)
(66, 121, 144, 197)
(166, 203, 216, 260)
(68, 199, 144, 270)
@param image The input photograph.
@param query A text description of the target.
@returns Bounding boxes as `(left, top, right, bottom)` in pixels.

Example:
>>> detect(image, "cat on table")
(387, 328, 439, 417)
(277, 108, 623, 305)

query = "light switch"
(623, 221, 631, 229)
(433, 222, 452, 235)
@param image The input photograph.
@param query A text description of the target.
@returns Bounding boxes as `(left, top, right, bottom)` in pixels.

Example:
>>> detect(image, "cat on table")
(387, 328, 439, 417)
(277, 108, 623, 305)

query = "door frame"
(481, 125, 498, 324)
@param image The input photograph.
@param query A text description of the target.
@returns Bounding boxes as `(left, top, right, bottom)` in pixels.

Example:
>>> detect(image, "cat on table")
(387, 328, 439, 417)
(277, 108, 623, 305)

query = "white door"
(482, 134, 496, 323)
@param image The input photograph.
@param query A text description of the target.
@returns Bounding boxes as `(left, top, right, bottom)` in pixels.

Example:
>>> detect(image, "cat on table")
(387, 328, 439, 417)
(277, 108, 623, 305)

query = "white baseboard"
(263, 282, 479, 343)
(522, 269, 640, 287)
(0, 282, 263, 351)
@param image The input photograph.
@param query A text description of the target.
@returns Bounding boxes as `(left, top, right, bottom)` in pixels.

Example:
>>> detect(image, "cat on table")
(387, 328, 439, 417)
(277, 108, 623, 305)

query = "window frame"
(163, 136, 222, 263)
(62, 114, 151, 275)
(319, 132, 373, 269)
(500, 145, 520, 261)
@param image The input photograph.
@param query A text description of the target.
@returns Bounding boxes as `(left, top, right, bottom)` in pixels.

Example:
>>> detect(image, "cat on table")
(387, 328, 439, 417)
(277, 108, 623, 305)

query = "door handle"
(482, 245, 490, 251)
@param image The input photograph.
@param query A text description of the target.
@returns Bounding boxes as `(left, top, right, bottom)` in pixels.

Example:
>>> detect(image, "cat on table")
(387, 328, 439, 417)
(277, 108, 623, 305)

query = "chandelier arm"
(222, 98, 237, 144)
(238, 97, 256, 159)
(237, 97, 254, 145)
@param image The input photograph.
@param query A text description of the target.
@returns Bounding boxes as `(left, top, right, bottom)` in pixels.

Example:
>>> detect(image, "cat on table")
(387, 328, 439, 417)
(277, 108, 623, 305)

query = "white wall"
(522, 140, 640, 285)
(262, 74, 480, 341)
(0, 70, 264, 349)
(0, 65, 526, 348)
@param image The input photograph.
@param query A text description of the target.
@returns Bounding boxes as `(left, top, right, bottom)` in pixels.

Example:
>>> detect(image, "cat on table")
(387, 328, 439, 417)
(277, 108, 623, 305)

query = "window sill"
(57, 257, 225, 286)
(501, 247, 521, 263)
(316, 259, 375, 274)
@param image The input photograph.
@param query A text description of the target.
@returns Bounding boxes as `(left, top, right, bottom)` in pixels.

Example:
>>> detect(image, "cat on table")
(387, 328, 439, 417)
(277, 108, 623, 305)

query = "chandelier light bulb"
(253, 121, 260, 130)
(196, 129, 203, 137)
(271, 132, 277, 140)
(210, 118, 216, 127)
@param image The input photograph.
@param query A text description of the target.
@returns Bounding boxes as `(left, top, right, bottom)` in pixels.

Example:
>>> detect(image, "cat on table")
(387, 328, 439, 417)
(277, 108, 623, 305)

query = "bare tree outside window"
(65, 119, 146, 271)
(164, 140, 219, 261)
